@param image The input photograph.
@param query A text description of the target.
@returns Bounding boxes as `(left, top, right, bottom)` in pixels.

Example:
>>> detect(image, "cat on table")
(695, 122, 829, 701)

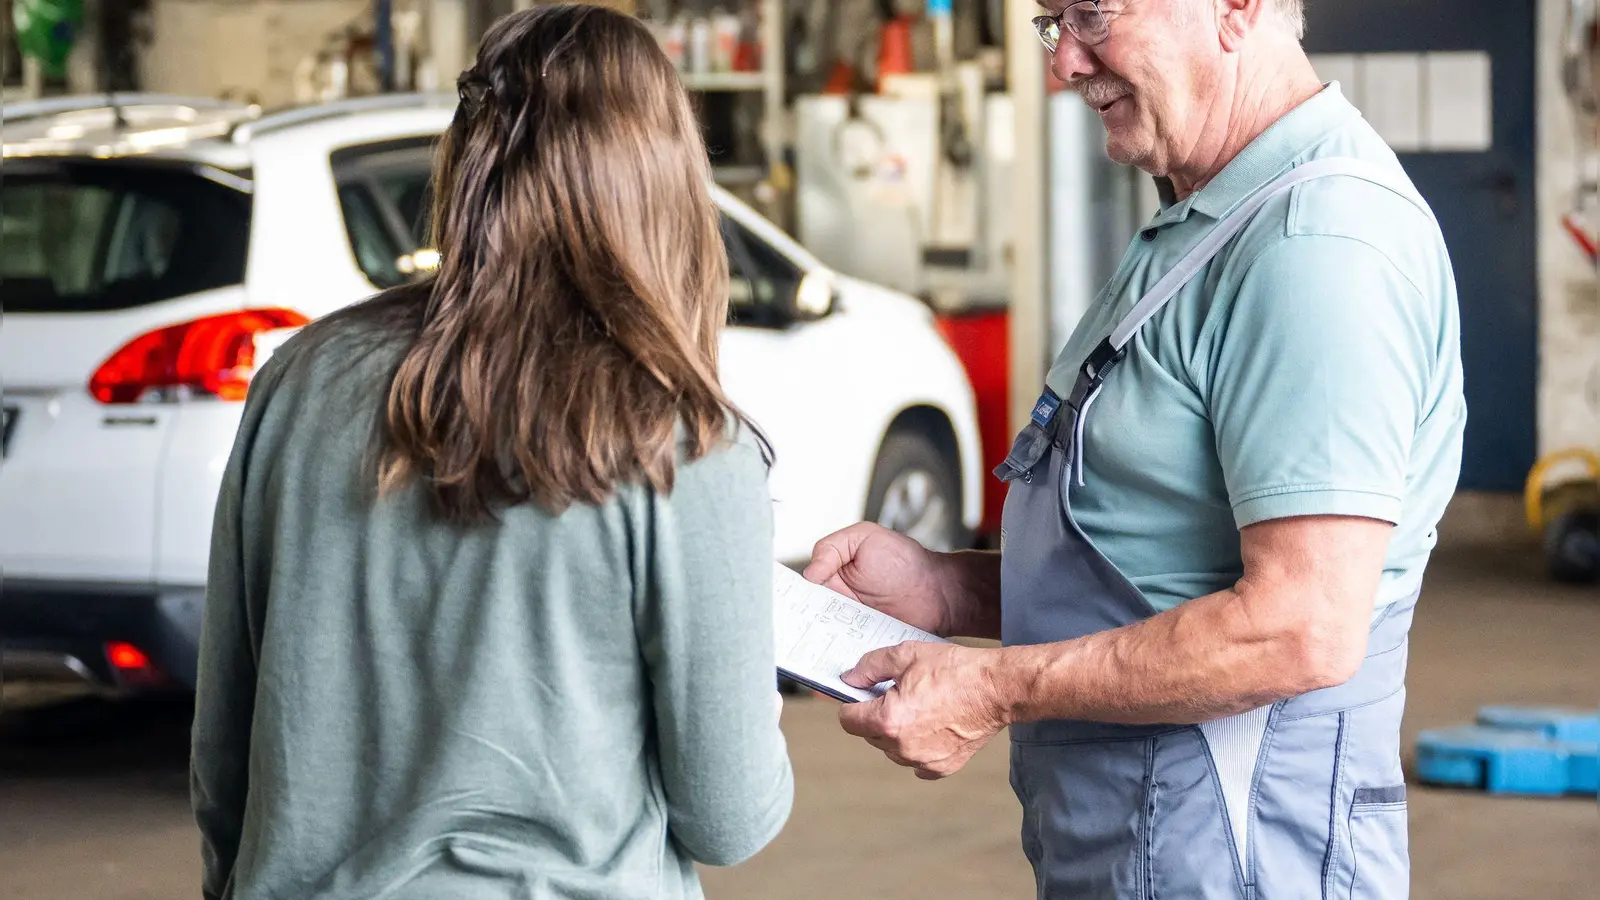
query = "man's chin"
(1103, 138, 1139, 168)
(1101, 131, 1153, 171)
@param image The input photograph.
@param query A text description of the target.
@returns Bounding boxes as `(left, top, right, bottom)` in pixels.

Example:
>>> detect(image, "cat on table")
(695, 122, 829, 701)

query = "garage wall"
(1537, 0, 1600, 458)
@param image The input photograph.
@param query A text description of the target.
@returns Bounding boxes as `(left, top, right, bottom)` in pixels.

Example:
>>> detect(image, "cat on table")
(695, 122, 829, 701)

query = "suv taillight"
(89, 308, 310, 404)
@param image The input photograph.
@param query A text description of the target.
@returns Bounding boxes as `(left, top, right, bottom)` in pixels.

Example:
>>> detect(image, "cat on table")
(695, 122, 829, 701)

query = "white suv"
(0, 94, 982, 693)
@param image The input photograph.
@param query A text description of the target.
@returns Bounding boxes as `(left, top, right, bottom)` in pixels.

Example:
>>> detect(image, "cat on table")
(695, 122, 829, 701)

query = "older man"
(803, 0, 1465, 897)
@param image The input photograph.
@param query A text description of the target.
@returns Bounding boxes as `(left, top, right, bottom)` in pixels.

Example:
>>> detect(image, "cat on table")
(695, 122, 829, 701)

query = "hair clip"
(457, 70, 492, 115)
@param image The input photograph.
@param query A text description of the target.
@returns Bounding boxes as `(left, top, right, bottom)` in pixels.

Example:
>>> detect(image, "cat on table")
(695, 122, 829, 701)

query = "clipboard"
(778, 667, 879, 704)
(771, 562, 947, 703)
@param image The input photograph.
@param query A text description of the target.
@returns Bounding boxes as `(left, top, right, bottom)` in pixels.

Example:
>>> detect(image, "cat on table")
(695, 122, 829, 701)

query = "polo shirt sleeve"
(1204, 233, 1431, 529)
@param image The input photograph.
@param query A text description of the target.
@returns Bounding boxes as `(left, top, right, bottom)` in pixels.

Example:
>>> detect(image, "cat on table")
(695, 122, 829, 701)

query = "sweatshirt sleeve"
(637, 436, 794, 867)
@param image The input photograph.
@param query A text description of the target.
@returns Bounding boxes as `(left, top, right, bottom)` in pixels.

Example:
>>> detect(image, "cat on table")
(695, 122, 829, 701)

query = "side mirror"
(793, 270, 839, 320)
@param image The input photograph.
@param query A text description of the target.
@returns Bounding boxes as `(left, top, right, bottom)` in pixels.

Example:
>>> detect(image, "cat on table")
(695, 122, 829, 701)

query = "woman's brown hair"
(346, 3, 764, 523)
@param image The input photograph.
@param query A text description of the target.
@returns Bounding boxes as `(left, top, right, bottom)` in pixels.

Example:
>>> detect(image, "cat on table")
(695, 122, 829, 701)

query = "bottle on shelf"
(688, 12, 712, 74)
(662, 14, 687, 71)
(711, 7, 741, 73)
(733, 0, 761, 72)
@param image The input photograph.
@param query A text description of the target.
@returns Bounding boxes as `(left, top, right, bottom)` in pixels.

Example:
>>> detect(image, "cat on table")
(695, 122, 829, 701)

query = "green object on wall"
(13, 0, 84, 79)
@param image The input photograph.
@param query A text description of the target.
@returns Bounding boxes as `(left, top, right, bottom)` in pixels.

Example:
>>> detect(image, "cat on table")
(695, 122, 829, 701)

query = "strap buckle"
(1067, 339, 1127, 411)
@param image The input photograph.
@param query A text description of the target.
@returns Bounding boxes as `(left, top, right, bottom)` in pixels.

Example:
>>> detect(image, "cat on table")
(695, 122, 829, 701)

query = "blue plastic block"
(1413, 741, 1483, 787)
(1415, 725, 1595, 796)
(1476, 706, 1600, 745)
(1568, 742, 1599, 794)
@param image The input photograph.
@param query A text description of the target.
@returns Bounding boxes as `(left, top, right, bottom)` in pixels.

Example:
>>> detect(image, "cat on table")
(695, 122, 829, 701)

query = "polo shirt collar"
(1185, 81, 1363, 221)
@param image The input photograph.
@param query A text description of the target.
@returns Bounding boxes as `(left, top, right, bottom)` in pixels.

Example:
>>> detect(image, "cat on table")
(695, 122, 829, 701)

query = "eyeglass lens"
(1036, 4, 1110, 51)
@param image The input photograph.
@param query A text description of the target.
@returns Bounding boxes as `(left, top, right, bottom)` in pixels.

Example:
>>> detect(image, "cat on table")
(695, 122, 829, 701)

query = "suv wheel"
(865, 429, 963, 552)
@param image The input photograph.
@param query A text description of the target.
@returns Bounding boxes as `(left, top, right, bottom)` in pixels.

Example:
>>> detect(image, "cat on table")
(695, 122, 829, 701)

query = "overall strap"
(1065, 157, 1425, 486)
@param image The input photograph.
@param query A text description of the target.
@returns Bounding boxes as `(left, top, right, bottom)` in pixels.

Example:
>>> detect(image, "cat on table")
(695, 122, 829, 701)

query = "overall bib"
(996, 159, 1427, 900)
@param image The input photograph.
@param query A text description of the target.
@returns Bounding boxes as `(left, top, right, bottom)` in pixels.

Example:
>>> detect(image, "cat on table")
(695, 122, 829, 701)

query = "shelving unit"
(646, 0, 786, 224)
(679, 71, 768, 92)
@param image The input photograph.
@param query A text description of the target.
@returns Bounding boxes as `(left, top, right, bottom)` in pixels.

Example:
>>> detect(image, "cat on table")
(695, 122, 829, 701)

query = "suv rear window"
(1, 161, 251, 313)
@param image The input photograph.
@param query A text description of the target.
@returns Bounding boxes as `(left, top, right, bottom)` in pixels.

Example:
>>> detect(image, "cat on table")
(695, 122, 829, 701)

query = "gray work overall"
(996, 159, 1428, 899)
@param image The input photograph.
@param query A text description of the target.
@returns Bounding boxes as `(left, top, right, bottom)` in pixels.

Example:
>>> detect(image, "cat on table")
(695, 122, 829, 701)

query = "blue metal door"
(1304, 4, 1538, 491)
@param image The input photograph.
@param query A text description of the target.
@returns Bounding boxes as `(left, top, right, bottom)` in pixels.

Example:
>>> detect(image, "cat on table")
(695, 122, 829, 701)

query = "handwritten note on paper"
(772, 562, 948, 702)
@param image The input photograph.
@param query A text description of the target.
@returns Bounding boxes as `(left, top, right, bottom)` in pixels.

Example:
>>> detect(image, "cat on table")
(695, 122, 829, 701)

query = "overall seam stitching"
(1320, 712, 1350, 900)
(1244, 702, 1286, 894)
(1143, 737, 1157, 900)
(1012, 744, 1047, 900)
(1345, 801, 1360, 899)
(1280, 683, 1407, 723)
(1194, 725, 1250, 898)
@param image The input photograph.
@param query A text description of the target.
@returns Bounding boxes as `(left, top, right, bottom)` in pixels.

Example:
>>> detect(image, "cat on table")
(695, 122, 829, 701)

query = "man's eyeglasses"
(1033, 1, 1112, 52)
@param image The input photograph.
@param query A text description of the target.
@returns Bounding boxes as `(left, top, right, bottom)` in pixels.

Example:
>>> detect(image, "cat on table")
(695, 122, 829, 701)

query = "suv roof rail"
(1, 93, 247, 123)
(232, 92, 456, 143)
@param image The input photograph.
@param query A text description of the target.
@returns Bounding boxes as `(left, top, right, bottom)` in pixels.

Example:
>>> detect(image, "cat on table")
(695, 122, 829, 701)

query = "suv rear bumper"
(0, 581, 204, 691)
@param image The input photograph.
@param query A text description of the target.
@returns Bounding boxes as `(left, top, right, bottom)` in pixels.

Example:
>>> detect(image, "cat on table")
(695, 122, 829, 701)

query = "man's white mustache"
(1077, 78, 1134, 107)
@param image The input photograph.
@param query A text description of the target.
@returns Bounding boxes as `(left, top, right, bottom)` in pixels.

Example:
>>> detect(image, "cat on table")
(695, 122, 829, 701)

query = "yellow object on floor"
(1523, 448, 1600, 582)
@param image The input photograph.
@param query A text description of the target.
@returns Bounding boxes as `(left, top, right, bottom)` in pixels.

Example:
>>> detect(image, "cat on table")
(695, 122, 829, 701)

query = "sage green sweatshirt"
(191, 319, 793, 900)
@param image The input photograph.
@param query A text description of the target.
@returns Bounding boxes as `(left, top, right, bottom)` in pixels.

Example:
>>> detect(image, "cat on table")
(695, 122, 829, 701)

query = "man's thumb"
(840, 643, 911, 689)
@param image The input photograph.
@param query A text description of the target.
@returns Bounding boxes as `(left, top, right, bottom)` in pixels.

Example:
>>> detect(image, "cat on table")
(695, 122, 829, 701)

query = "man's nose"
(1050, 38, 1098, 84)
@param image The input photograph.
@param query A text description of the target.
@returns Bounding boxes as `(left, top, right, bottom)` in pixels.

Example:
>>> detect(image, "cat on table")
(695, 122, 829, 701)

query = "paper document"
(772, 562, 948, 702)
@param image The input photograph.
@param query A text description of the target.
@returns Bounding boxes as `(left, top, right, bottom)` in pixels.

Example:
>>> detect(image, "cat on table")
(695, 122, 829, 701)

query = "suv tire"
(865, 429, 964, 553)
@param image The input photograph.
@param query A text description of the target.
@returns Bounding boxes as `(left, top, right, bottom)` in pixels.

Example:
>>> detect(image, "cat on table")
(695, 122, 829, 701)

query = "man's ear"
(1216, 0, 1269, 51)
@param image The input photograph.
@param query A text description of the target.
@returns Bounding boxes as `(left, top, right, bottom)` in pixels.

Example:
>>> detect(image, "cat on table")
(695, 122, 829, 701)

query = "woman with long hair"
(191, 6, 793, 897)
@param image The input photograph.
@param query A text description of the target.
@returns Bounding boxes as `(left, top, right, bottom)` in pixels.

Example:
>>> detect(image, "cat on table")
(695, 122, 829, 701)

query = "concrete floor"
(1, 540, 1595, 898)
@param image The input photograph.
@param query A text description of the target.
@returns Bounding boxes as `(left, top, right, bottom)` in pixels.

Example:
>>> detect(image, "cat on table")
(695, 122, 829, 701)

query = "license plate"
(2, 405, 17, 457)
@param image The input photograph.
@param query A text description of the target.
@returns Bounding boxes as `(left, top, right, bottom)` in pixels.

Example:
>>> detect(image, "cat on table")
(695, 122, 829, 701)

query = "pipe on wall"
(1005, 0, 1050, 434)
(375, 0, 395, 91)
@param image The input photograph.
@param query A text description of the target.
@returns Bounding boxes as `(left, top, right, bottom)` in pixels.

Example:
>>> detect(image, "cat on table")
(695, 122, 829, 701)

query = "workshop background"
(1, 1, 1595, 898)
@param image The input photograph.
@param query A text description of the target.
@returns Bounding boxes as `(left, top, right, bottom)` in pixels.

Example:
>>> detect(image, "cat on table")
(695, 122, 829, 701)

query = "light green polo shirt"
(1046, 83, 1466, 613)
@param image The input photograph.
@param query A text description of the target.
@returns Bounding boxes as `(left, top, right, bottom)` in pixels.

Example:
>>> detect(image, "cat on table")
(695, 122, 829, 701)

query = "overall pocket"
(1325, 687, 1411, 900)
(1348, 786, 1410, 900)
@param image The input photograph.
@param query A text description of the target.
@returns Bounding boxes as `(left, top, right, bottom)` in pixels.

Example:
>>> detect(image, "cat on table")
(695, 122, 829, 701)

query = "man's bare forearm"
(932, 549, 1003, 640)
(990, 581, 1367, 726)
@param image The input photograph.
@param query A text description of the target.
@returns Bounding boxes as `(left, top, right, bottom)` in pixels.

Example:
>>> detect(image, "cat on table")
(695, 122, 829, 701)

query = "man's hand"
(803, 523, 955, 635)
(837, 641, 1011, 780)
